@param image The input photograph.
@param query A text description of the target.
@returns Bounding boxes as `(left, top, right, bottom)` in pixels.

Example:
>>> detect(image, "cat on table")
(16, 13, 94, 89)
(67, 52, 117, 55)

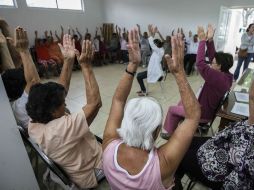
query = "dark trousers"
(174, 137, 223, 190)
(184, 54, 197, 75)
(137, 71, 147, 92)
(234, 53, 254, 80)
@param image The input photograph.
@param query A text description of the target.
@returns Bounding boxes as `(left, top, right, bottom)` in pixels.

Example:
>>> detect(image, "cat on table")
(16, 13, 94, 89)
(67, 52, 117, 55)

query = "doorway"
(216, 6, 254, 55)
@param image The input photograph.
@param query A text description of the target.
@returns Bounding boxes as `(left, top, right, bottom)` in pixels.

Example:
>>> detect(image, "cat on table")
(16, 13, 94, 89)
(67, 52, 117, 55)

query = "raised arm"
(116, 26, 122, 38)
(49, 30, 54, 43)
(148, 24, 156, 38)
(249, 79, 254, 125)
(0, 31, 15, 71)
(68, 26, 71, 35)
(157, 29, 165, 42)
(34, 30, 39, 46)
(148, 25, 160, 51)
(196, 25, 218, 81)
(14, 27, 40, 93)
(136, 24, 143, 37)
(60, 25, 64, 41)
(77, 40, 102, 126)
(76, 27, 82, 41)
(206, 24, 216, 62)
(44, 30, 48, 39)
(55, 30, 61, 42)
(71, 28, 75, 36)
(57, 34, 75, 94)
(103, 28, 141, 150)
(158, 33, 201, 176)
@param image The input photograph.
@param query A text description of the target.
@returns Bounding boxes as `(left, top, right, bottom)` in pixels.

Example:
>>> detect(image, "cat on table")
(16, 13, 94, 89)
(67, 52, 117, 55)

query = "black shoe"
(160, 132, 170, 140)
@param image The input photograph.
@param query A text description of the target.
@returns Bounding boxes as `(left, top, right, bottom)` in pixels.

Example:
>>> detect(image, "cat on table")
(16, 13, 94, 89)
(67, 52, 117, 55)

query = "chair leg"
(146, 82, 149, 96)
(210, 125, 215, 136)
(198, 127, 203, 137)
(187, 180, 197, 190)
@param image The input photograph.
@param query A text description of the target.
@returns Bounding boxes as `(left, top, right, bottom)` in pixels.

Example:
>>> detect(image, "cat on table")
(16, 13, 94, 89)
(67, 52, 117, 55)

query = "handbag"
(238, 48, 248, 58)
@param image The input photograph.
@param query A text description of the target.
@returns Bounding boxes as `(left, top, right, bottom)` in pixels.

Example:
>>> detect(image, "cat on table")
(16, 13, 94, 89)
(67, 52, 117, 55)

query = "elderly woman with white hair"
(102, 27, 201, 190)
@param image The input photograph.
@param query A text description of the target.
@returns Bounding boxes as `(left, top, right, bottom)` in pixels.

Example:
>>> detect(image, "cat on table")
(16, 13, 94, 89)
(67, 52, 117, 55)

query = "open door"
(216, 6, 232, 51)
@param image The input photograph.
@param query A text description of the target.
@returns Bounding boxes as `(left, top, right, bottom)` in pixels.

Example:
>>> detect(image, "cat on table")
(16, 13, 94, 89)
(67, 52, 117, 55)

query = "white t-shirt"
(147, 37, 164, 83)
(11, 91, 29, 128)
(93, 39, 100, 52)
(120, 38, 128, 51)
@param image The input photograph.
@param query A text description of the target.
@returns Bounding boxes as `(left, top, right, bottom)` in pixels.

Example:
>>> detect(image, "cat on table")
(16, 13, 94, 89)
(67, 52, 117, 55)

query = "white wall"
(101, 0, 254, 37)
(0, 0, 104, 44)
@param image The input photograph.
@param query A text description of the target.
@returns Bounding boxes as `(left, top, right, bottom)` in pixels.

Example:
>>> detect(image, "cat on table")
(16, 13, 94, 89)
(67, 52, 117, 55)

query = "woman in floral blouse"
(173, 60, 254, 190)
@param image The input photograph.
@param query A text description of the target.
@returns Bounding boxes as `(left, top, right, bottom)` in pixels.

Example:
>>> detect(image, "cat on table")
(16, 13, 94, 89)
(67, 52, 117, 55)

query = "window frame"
(25, 0, 85, 12)
(0, 0, 18, 8)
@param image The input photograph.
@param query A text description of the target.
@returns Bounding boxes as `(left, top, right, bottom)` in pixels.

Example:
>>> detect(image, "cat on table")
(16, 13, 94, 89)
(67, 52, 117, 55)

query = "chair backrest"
(17, 126, 72, 186)
(209, 90, 230, 127)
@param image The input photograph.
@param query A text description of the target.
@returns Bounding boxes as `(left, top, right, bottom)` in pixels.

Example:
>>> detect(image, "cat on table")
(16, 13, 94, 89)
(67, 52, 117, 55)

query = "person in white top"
(117, 26, 129, 64)
(137, 24, 151, 67)
(184, 34, 199, 75)
(1, 26, 40, 129)
(234, 23, 254, 81)
(136, 25, 165, 96)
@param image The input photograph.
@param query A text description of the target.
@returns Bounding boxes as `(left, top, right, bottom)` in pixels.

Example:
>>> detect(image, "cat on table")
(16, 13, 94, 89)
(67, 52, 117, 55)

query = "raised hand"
(153, 26, 158, 34)
(14, 27, 29, 52)
(197, 26, 206, 41)
(77, 40, 94, 65)
(165, 33, 184, 74)
(60, 25, 64, 32)
(207, 24, 215, 41)
(35, 30, 38, 36)
(148, 24, 152, 33)
(58, 34, 76, 60)
(127, 28, 141, 65)
(50, 30, 53, 36)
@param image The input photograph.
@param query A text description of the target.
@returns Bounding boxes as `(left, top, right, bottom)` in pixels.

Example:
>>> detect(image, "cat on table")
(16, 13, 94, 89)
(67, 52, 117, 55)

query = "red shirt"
(35, 45, 50, 60)
(75, 41, 82, 53)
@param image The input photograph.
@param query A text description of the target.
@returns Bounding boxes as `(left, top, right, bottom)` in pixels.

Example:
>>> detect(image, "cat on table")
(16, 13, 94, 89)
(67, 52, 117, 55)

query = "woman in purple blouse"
(161, 25, 234, 138)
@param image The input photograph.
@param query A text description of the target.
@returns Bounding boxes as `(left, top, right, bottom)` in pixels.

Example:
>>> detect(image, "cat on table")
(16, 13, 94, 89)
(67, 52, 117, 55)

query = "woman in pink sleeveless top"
(102, 27, 201, 190)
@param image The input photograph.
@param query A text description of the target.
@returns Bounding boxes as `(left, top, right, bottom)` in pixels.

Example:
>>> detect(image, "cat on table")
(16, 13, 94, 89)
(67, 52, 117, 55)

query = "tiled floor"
(40, 60, 253, 190)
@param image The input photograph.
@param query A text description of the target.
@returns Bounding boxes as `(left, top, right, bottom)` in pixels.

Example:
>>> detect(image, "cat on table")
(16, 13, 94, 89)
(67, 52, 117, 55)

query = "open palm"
(59, 34, 76, 60)
(127, 29, 141, 65)
(77, 40, 94, 64)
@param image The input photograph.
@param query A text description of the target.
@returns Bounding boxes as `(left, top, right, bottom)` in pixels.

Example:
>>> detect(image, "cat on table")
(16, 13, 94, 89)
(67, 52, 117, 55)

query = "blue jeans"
(234, 53, 254, 80)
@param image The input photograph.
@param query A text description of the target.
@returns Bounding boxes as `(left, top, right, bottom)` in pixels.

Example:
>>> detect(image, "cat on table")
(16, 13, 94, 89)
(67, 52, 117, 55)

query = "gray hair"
(117, 97, 163, 150)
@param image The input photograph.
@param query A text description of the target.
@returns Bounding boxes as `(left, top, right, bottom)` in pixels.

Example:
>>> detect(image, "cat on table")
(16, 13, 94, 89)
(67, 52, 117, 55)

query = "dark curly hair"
(214, 52, 233, 73)
(153, 39, 164, 48)
(26, 82, 66, 124)
(2, 68, 26, 101)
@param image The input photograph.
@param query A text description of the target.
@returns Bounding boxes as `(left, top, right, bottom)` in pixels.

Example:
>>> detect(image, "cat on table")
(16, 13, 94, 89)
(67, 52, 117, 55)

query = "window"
(0, 0, 16, 7)
(26, 0, 57, 8)
(57, 0, 82, 10)
(26, 0, 83, 10)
